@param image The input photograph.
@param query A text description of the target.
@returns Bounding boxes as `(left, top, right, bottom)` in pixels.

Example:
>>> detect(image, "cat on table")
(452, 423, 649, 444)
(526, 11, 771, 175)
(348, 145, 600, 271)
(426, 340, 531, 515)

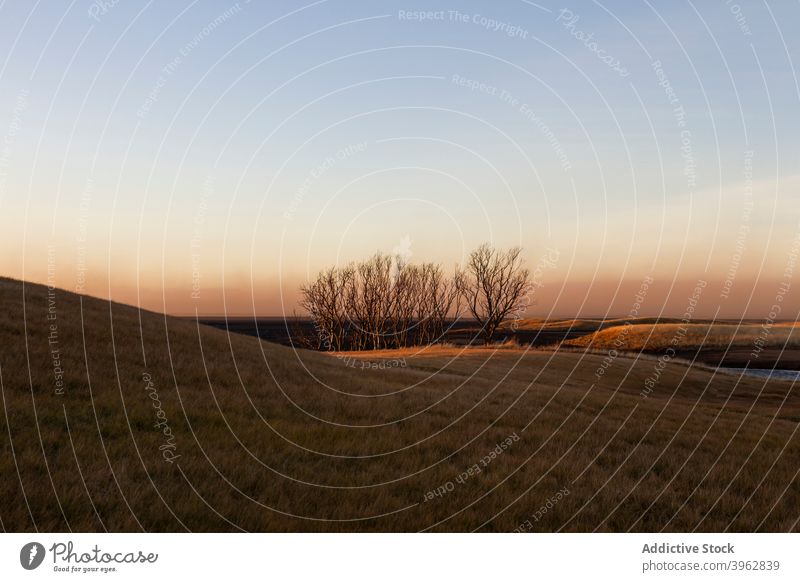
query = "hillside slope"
(564, 322, 800, 351)
(1, 277, 798, 532)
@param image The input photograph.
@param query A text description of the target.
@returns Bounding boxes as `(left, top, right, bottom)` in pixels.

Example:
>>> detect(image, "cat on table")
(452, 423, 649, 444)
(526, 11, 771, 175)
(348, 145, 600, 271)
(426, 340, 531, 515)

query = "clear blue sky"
(0, 1, 798, 317)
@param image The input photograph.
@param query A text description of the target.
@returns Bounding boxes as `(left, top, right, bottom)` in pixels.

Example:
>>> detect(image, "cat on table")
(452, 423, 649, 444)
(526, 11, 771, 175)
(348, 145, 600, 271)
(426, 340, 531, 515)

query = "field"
(564, 322, 800, 369)
(1, 277, 799, 532)
(196, 316, 590, 347)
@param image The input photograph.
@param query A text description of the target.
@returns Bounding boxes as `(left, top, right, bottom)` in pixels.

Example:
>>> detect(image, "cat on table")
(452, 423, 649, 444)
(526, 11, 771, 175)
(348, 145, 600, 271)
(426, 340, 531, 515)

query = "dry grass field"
(503, 316, 690, 332)
(563, 322, 800, 351)
(1, 277, 799, 532)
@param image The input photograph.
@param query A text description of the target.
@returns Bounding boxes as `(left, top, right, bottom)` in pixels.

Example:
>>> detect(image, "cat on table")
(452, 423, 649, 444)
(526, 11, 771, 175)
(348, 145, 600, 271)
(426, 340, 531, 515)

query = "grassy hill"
(563, 322, 800, 351)
(505, 317, 725, 333)
(1, 277, 798, 532)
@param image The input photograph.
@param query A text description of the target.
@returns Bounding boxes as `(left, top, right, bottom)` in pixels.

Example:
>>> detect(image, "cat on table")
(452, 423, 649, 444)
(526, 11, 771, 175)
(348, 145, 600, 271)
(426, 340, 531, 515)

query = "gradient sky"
(0, 0, 798, 319)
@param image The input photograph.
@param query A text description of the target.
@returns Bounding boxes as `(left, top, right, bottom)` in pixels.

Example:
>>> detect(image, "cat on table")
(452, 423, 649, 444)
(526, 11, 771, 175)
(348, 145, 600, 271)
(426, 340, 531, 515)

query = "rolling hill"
(563, 322, 800, 351)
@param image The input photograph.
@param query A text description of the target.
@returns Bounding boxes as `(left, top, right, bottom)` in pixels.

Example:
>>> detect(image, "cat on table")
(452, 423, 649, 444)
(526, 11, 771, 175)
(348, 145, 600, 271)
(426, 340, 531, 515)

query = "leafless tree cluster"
(299, 244, 531, 350)
(300, 254, 461, 350)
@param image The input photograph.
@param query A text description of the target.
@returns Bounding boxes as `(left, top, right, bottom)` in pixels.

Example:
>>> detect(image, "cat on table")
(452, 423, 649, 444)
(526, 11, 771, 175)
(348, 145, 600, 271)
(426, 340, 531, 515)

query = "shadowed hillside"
(1, 277, 799, 532)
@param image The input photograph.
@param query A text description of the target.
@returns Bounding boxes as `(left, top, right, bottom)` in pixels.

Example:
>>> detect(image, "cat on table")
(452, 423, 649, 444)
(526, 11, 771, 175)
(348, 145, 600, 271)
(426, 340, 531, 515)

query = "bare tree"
(414, 263, 436, 345)
(428, 265, 462, 343)
(457, 244, 530, 344)
(413, 263, 461, 345)
(299, 266, 350, 351)
(345, 253, 393, 350)
(390, 259, 420, 348)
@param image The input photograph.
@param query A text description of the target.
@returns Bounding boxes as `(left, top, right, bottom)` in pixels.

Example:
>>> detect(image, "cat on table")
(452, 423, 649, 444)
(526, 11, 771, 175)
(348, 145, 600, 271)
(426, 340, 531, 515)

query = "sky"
(0, 0, 798, 319)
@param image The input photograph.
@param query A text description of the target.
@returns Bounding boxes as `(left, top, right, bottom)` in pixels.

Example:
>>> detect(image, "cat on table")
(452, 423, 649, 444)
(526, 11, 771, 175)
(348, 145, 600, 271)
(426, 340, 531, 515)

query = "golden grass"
(1, 277, 799, 532)
(564, 322, 800, 351)
(502, 318, 604, 331)
(505, 317, 731, 332)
